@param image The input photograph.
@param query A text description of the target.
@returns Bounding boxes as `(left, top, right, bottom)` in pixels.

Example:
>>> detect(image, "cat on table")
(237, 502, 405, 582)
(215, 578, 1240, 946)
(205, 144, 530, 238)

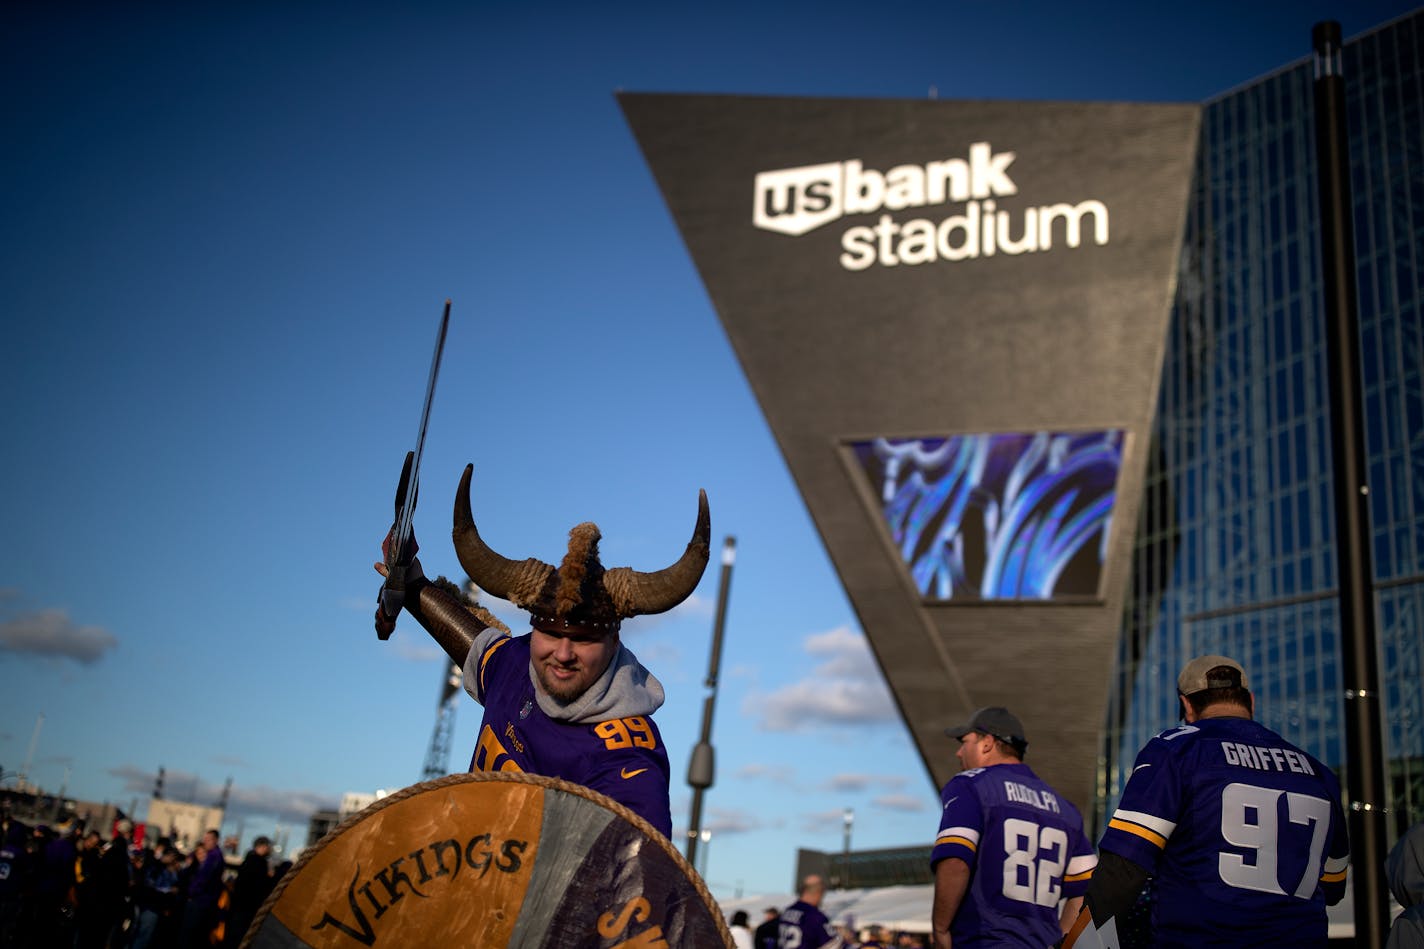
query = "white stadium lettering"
(754, 142, 1108, 270)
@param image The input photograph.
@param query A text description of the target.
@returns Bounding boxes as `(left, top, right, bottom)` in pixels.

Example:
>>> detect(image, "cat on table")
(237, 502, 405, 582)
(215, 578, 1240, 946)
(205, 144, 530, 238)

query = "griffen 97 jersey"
(1100, 717, 1350, 947)
(465, 633, 673, 839)
(931, 762, 1096, 948)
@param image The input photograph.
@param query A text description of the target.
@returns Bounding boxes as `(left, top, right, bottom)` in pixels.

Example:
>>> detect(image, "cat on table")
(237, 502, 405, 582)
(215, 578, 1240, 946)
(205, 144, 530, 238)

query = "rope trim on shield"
(240, 771, 729, 949)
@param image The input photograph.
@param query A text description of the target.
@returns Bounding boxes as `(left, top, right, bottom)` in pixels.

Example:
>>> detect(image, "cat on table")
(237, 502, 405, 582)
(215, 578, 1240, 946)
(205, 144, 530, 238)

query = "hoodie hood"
(532, 640, 665, 723)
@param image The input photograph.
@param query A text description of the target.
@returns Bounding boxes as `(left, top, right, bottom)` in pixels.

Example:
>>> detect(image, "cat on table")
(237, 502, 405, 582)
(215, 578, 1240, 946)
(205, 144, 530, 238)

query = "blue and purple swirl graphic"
(850, 430, 1124, 601)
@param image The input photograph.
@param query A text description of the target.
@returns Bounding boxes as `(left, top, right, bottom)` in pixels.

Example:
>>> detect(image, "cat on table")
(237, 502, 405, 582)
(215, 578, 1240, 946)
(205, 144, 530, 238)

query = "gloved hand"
(373, 524, 421, 584)
(374, 525, 425, 636)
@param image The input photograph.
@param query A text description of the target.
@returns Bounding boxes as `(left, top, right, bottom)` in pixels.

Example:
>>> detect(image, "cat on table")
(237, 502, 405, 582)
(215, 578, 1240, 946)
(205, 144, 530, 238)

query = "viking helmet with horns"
(452, 464, 710, 634)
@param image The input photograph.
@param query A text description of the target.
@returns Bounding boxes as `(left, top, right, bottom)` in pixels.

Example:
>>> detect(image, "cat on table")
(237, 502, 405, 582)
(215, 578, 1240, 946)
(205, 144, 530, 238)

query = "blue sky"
(2, 0, 1416, 901)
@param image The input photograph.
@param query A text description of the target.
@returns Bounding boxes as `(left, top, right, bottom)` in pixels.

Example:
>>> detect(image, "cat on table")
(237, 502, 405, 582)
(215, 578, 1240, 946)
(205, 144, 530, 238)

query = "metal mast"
(422, 660, 463, 781)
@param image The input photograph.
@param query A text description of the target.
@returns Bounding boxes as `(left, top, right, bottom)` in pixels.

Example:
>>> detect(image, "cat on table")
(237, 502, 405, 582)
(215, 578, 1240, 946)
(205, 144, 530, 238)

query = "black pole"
(1311, 21, 1389, 947)
(686, 536, 736, 869)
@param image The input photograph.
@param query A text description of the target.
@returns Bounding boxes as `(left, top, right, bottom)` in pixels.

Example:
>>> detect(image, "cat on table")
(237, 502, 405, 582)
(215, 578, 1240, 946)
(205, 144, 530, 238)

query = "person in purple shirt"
(180, 830, 225, 949)
(930, 707, 1096, 949)
(778, 875, 841, 948)
(1071, 656, 1349, 949)
(375, 466, 709, 839)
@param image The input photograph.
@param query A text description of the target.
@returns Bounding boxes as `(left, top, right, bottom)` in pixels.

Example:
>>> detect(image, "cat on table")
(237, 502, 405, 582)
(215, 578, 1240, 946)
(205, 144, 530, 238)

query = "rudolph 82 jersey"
(931, 762, 1096, 947)
(1100, 716, 1350, 947)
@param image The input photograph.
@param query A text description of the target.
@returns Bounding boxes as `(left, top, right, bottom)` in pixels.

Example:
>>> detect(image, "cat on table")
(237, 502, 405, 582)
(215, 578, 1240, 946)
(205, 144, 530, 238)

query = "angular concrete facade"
(622, 94, 1200, 809)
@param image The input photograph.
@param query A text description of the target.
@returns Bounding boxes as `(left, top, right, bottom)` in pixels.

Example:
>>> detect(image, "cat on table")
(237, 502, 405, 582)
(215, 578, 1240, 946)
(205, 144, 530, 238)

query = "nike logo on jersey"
(943, 796, 958, 811)
(1133, 763, 1152, 774)
(620, 767, 648, 779)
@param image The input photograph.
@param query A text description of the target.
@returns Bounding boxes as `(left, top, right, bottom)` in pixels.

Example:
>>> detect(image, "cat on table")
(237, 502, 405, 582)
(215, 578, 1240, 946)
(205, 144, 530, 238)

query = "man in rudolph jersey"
(930, 707, 1096, 948)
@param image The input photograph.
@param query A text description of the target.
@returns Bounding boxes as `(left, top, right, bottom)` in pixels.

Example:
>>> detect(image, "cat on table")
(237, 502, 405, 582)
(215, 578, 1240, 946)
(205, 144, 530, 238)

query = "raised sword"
(376, 298, 452, 638)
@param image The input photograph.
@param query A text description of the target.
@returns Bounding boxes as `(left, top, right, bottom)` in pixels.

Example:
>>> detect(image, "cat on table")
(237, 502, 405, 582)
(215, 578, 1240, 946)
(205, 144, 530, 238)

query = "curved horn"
(603, 489, 711, 617)
(452, 464, 553, 607)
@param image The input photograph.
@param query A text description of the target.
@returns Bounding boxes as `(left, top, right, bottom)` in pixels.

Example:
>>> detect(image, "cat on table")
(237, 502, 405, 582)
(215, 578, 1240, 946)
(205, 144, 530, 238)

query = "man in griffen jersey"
(376, 466, 709, 839)
(929, 707, 1096, 948)
(1072, 655, 1350, 948)
(778, 875, 842, 948)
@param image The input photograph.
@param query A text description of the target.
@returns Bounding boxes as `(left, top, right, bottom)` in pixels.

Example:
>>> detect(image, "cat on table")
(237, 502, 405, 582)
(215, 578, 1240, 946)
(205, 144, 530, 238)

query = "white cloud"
(823, 773, 906, 793)
(704, 807, 766, 836)
(800, 809, 857, 834)
(735, 763, 797, 786)
(749, 627, 896, 731)
(0, 609, 118, 665)
(871, 793, 929, 813)
(803, 626, 876, 677)
(210, 754, 251, 768)
(108, 764, 337, 825)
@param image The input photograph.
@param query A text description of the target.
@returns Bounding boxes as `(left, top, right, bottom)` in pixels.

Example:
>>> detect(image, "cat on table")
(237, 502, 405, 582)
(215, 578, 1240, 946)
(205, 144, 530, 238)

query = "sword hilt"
(377, 450, 418, 639)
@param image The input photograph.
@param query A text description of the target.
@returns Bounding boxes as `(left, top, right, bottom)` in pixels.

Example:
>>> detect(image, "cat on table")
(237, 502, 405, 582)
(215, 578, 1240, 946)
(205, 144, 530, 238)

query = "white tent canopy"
(720, 885, 933, 936)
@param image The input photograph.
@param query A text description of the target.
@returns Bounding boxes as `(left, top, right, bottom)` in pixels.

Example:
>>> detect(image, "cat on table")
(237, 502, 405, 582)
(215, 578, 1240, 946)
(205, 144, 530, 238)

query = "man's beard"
(536, 660, 588, 702)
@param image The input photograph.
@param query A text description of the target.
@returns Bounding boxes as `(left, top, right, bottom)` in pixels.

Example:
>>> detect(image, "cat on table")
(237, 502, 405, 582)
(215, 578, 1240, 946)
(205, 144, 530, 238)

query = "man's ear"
(1179, 694, 1195, 723)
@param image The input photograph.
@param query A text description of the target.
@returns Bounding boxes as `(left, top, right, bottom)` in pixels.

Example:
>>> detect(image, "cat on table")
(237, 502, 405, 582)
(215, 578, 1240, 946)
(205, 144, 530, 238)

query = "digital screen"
(848, 430, 1124, 602)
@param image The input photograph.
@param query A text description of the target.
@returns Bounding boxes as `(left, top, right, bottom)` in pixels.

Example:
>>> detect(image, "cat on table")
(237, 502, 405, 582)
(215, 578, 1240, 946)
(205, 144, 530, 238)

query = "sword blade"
(378, 299, 452, 636)
(395, 298, 452, 548)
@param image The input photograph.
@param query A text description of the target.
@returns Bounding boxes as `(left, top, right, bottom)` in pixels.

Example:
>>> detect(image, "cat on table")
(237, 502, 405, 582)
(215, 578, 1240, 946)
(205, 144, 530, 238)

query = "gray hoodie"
(1388, 821, 1424, 949)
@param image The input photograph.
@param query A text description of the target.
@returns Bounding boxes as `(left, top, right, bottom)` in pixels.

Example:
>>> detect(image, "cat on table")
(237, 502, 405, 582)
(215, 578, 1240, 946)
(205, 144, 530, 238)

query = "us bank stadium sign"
(752, 142, 1109, 271)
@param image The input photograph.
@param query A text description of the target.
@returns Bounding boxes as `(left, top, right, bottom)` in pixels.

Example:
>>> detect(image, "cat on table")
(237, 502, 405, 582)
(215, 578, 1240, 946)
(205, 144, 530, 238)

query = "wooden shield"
(242, 772, 731, 948)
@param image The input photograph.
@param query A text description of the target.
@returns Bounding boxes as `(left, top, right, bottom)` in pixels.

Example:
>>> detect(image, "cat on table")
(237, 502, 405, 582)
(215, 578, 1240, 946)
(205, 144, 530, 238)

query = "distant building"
(340, 791, 380, 815)
(307, 789, 389, 848)
(795, 845, 932, 891)
(147, 799, 224, 850)
(306, 808, 340, 848)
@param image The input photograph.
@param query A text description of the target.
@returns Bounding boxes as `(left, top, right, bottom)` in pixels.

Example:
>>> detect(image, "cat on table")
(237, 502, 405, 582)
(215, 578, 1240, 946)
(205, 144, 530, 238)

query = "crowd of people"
(731, 880, 931, 948)
(0, 812, 286, 949)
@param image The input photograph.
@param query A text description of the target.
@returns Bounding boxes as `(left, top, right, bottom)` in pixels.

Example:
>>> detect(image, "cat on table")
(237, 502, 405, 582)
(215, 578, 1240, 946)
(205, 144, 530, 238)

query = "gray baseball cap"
(1177, 655, 1250, 696)
(945, 707, 1027, 749)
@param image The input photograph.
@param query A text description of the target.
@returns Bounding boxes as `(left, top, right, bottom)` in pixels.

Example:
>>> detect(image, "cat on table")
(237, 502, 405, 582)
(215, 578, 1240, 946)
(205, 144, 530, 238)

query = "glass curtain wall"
(1105, 11, 1424, 841)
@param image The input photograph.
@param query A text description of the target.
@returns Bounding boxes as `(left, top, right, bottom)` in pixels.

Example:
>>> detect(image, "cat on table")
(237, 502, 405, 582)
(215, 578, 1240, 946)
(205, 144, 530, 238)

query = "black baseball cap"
(945, 707, 1028, 750)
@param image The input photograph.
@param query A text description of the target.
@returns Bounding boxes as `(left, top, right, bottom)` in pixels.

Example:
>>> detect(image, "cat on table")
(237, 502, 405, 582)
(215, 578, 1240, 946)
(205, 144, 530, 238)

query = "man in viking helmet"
(375, 465, 709, 838)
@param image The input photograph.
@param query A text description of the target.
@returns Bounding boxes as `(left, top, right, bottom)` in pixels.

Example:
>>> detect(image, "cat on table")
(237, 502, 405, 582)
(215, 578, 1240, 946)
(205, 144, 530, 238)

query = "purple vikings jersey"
(467, 634, 673, 838)
(931, 762, 1096, 947)
(777, 900, 841, 948)
(1100, 717, 1350, 948)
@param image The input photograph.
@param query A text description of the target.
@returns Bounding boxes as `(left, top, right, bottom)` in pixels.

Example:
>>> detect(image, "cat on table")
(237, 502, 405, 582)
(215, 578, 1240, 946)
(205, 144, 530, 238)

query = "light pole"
(1312, 20, 1388, 946)
(686, 536, 736, 869)
(698, 828, 712, 879)
(842, 808, 854, 889)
